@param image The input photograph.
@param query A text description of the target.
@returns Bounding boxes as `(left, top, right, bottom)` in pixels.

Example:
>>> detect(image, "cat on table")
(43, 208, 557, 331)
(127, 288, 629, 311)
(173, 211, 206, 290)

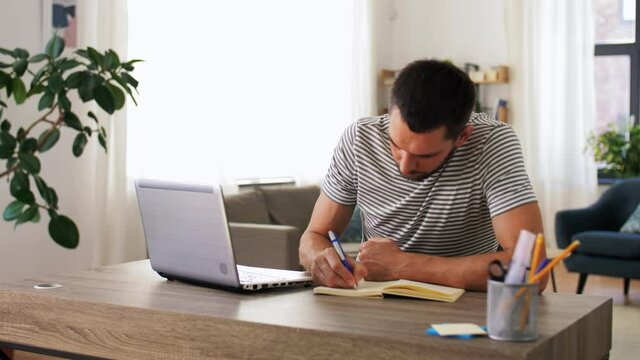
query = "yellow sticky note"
(431, 323, 487, 336)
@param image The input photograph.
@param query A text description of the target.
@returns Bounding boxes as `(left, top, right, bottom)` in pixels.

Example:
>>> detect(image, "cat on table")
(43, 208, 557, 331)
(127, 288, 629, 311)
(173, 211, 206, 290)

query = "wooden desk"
(0, 260, 611, 359)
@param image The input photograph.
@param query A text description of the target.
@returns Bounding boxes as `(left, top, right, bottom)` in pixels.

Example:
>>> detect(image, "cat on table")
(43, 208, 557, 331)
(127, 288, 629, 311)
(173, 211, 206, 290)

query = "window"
(127, 1, 362, 184)
(594, 0, 639, 180)
(594, 0, 638, 131)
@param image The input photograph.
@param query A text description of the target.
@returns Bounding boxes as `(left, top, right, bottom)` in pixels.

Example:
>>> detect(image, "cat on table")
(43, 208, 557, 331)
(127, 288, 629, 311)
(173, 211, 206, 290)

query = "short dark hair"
(390, 59, 476, 139)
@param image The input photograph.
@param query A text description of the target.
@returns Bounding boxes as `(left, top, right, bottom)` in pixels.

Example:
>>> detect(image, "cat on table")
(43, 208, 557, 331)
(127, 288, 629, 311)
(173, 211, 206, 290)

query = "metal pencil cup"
(487, 280, 538, 341)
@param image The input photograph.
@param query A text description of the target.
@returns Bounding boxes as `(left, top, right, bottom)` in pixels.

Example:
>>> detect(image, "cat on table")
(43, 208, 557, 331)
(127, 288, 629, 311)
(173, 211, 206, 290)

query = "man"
(299, 59, 548, 291)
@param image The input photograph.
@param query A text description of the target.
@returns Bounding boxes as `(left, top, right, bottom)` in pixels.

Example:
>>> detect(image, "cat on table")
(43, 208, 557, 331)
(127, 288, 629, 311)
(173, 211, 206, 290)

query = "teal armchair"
(555, 178, 640, 294)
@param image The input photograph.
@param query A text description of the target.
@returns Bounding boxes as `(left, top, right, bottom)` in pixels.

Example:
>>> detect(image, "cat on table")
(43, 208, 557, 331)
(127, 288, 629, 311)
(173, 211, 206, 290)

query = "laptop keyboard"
(238, 270, 285, 284)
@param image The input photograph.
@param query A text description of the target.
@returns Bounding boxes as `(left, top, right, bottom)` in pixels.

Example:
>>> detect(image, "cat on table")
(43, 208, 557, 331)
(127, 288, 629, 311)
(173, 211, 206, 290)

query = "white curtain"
(506, 0, 598, 252)
(81, 0, 146, 266)
(127, 0, 375, 185)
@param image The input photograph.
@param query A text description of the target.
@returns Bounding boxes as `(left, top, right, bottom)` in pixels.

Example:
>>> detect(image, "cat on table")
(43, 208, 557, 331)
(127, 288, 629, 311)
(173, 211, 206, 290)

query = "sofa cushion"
(258, 185, 320, 232)
(342, 206, 363, 243)
(572, 231, 640, 259)
(223, 190, 271, 224)
(621, 203, 640, 233)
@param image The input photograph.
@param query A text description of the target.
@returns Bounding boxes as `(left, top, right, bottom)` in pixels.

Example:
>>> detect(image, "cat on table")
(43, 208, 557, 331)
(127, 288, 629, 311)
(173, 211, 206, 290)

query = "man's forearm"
(299, 231, 332, 270)
(398, 251, 513, 291)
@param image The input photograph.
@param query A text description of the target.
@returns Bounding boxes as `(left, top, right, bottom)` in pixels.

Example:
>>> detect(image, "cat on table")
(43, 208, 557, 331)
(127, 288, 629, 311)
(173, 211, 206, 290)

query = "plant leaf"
(103, 50, 119, 70)
(30, 66, 47, 88)
(38, 92, 55, 111)
(13, 189, 35, 204)
(106, 83, 125, 110)
(3, 200, 25, 221)
(47, 74, 63, 94)
(58, 93, 71, 112)
(15, 205, 38, 227)
(12, 77, 27, 104)
(93, 85, 115, 114)
(46, 187, 59, 209)
(33, 175, 49, 199)
(98, 132, 107, 152)
(19, 138, 38, 153)
(87, 111, 98, 123)
(0, 48, 15, 57)
(0, 132, 17, 160)
(120, 72, 139, 89)
(10, 171, 29, 196)
(12, 59, 28, 77)
(87, 47, 103, 68)
(30, 208, 41, 223)
(19, 152, 41, 174)
(0, 119, 10, 131)
(6, 156, 17, 170)
(45, 35, 65, 59)
(57, 59, 81, 71)
(65, 71, 85, 88)
(83, 126, 92, 136)
(49, 215, 79, 249)
(63, 112, 83, 130)
(13, 48, 29, 59)
(29, 53, 48, 63)
(72, 133, 88, 157)
(0, 71, 11, 88)
(38, 128, 60, 153)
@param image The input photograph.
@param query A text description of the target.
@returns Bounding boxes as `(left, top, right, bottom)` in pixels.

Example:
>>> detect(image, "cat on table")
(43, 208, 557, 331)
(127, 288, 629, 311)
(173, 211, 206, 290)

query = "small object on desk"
(314, 279, 464, 302)
(488, 259, 508, 282)
(426, 323, 487, 338)
(505, 230, 536, 284)
(528, 234, 545, 283)
(328, 230, 353, 273)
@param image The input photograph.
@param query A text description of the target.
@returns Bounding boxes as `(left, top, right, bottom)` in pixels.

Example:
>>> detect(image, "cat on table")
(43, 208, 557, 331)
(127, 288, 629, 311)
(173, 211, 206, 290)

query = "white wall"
(375, 0, 510, 114)
(0, 0, 104, 281)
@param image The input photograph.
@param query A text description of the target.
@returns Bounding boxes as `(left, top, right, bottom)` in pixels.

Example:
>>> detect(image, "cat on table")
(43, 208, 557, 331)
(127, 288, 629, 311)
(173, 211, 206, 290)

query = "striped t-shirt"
(322, 113, 537, 257)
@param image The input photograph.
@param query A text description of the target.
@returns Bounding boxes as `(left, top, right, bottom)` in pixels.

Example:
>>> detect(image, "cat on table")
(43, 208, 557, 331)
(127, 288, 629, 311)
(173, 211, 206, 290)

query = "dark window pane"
(594, 0, 635, 44)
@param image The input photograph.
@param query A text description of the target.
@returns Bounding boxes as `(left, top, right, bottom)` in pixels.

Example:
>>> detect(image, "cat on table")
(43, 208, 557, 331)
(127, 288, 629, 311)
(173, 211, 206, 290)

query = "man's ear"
(454, 125, 474, 147)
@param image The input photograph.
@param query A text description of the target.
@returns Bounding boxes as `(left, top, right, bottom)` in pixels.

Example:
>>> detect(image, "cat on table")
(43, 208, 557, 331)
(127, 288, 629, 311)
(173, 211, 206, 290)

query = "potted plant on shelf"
(0, 35, 141, 249)
(587, 122, 640, 181)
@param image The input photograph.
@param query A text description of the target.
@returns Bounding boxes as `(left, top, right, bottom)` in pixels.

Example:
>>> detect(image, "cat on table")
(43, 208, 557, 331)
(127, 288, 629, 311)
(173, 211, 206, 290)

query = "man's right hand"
(309, 247, 368, 288)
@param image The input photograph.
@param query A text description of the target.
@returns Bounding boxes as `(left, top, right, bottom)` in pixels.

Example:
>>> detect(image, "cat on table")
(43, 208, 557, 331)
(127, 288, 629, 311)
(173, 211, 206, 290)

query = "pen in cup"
(328, 230, 354, 273)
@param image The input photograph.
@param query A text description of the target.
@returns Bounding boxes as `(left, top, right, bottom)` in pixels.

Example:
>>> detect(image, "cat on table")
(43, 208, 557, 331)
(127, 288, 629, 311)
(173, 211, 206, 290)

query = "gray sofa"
(224, 185, 321, 270)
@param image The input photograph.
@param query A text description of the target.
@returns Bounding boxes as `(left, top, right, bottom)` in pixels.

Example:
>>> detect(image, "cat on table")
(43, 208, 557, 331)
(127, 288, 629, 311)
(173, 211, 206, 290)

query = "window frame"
(594, 0, 640, 126)
(594, 0, 640, 183)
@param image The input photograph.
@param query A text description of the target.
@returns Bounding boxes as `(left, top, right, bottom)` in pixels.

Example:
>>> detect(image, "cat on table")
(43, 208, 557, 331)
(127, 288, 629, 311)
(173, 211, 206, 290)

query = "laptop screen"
(135, 179, 241, 287)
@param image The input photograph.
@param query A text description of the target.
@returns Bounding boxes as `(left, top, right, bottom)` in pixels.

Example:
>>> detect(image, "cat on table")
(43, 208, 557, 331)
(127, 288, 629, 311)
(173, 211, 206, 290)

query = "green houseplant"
(587, 123, 640, 178)
(0, 35, 140, 249)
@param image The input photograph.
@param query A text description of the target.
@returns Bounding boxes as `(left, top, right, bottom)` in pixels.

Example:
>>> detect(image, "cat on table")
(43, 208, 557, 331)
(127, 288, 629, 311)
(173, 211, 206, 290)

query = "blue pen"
(535, 258, 550, 274)
(328, 230, 354, 272)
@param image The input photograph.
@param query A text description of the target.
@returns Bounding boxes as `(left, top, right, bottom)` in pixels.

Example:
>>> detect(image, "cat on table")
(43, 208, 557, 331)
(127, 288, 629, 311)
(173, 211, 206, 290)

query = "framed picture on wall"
(42, 0, 77, 50)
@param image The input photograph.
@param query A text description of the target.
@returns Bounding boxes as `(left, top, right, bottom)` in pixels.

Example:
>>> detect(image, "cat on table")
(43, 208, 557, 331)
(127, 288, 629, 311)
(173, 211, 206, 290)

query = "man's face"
(388, 107, 472, 181)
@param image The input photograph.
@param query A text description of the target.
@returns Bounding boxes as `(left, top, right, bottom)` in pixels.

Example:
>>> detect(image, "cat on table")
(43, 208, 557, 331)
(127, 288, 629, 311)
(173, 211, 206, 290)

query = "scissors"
(488, 259, 508, 282)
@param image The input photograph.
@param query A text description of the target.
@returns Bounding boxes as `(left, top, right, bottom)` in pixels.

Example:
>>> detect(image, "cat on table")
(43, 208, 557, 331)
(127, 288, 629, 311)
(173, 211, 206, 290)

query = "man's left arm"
(358, 202, 548, 291)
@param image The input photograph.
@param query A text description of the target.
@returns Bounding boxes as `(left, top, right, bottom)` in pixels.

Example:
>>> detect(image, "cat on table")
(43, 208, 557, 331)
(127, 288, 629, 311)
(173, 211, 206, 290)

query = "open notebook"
(314, 279, 465, 303)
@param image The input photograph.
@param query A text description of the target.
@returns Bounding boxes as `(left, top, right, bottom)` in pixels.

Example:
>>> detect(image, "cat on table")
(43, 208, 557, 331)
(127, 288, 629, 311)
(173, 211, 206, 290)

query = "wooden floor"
(4, 264, 638, 360)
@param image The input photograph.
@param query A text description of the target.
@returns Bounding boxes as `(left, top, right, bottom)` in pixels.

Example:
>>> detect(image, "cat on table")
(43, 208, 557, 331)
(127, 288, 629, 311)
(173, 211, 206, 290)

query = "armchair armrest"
(555, 207, 608, 249)
(228, 222, 302, 271)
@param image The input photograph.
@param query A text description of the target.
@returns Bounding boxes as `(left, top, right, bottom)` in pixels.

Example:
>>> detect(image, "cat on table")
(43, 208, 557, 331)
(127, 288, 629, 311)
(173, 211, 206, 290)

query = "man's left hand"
(358, 237, 408, 281)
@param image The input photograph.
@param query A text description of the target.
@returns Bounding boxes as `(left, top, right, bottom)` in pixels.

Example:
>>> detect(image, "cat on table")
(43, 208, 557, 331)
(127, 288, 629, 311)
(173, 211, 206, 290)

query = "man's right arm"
(299, 192, 367, 288)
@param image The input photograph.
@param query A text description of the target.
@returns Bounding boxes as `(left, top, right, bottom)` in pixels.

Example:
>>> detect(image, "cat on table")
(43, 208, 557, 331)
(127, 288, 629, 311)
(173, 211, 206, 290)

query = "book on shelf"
(313, 279, 465, 303)
(493, 98, 508, 123)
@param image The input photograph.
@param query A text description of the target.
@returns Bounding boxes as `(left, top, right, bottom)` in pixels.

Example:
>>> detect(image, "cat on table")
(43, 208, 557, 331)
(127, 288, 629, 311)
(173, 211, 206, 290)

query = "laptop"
(134, 179, 313, 291)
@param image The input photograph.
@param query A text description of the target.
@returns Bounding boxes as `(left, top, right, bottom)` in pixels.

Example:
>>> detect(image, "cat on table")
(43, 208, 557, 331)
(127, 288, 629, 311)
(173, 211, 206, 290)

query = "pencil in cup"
(520, 234, 544, 330)
(514, 240, 581, 301)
